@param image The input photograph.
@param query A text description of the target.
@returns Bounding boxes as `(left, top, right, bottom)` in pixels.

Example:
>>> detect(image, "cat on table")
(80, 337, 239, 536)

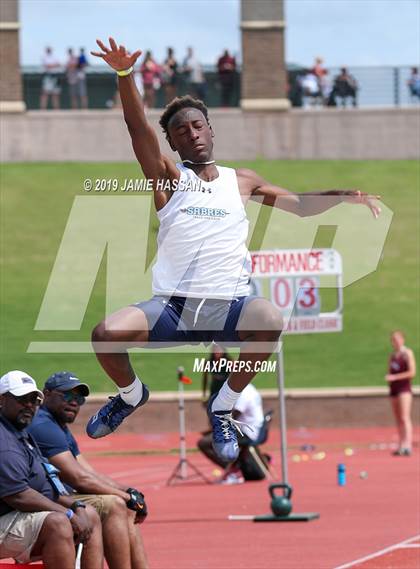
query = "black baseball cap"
(44, 371, 90, 396)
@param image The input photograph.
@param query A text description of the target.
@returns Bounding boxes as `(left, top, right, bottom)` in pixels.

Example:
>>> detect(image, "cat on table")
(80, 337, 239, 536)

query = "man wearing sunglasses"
(0, 370, 103, 568)
(28, 371, 148, 569)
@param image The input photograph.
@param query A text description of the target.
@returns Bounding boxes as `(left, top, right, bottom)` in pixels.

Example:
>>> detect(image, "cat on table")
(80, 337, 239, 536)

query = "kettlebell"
(269, 483, 293, 517)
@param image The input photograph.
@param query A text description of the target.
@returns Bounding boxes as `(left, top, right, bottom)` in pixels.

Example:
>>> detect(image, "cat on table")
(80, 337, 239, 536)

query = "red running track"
(1, 426, 419, 569)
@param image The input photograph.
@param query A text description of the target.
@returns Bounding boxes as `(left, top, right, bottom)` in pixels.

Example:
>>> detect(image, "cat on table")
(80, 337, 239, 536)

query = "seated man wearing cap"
(0, 370, 103, 568)
(28, 371, 148, 569)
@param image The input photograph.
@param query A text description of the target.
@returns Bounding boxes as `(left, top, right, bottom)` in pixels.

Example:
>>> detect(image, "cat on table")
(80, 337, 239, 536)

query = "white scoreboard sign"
(251, 248, 342, 278)
(250, 249, 343, 335)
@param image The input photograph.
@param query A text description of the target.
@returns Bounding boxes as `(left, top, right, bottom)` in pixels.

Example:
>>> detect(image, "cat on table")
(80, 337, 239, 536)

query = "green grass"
(1, 161, 419, 392)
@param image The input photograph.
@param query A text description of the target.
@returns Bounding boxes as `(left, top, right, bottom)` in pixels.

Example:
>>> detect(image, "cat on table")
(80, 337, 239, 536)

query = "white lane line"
(333, 534, 420, 569)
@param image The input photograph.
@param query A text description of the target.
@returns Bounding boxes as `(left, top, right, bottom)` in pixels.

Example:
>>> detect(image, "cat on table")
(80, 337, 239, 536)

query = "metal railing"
(326, 65, 419, 107)
(20, 64, 420, 110)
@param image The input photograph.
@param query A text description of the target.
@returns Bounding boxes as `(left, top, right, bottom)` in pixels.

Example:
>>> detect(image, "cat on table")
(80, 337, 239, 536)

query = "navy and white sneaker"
(86, 385, 149, 439)
(207, 394, 243, 462)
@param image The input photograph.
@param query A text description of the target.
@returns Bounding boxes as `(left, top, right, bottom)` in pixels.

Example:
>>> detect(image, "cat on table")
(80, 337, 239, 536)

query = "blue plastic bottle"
(337, 463, 346, 486)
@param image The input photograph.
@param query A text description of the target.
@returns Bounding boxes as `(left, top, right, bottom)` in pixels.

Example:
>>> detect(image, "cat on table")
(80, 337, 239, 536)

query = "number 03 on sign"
(250, 248, 343, 335)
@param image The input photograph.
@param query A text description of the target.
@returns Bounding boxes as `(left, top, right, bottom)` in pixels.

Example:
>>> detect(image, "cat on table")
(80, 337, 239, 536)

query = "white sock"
(118, 376, 143, 406)
(211, 381, 241, 412)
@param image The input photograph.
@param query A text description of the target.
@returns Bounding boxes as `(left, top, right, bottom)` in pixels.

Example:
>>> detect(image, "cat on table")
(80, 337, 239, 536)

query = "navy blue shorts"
(134, 295, 258, 347)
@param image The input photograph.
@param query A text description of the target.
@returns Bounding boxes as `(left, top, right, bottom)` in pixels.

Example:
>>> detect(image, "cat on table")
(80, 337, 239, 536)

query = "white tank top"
(152, 163, 251, 299)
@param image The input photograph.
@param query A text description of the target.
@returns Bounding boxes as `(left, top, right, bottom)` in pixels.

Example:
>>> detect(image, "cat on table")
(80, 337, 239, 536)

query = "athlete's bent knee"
(92, 321, 114, 343)
(256, 310, 283, 336)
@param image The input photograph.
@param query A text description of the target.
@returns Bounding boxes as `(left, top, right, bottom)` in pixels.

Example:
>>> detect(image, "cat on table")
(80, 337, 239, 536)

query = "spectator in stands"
(162, 47, 179, 104)
(289, 71, 305, 107)
(28, 371, 149, 569)
(77, 47, 89, 109)
(320, 69, 334, 105)
(407, 67, 420, 101)
(312, 56, 326, 80)
(140, 50, 161, 108)
(107, 74, 122, 109)
(386, 331, 416, 456)
(0, 370, 103, 568)
(300, 70, 322, 108)
(333, 67, 358, 107)
(217, 49, 236, 107)
(312, 56, 328, 102)
(198, 381, 269, 485)
(40, 46, 61, 110)
(182, 47, 206, 101)
(134, 65, 144, 98)
(65, 48, 79, 109)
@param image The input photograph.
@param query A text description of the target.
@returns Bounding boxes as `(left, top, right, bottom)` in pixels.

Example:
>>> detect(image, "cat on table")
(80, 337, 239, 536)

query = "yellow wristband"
(117, 66, 134, 77)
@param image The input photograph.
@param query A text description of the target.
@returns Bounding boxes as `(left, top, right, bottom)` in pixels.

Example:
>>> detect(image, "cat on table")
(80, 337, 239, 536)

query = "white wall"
(1, 107, 419, 162)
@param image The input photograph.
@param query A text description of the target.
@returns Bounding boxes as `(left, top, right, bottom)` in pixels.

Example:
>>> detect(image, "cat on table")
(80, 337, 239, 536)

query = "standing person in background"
(312, 57, 326, 81)
(77, 48, 89, 109)
(183, 47, 206, 101)
(312, 56, 327, 102)
(202, 344, 232, 403)
(140, 51, 161, 108)
(407, 67, 420, 101)
(386, 330, 416, 456)
(320, 69, 333, 105)
(65, 48, 79, 109)
(162, 47, 178, 104)
(217, 49, 236, 107)
(300, 70, 322, 108)
(40, 46, 61, 110)
(333, 67, 358, 108)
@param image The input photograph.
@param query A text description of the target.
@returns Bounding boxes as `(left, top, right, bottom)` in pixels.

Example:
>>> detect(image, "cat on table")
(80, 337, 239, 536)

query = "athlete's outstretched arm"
(91, 37, 179, 210)
(237, 168, 381, 218)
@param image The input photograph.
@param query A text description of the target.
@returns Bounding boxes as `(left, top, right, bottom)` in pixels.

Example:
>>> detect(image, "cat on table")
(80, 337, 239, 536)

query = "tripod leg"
(185, 459, 212, 484)
(248, 446, 274, 480)
(167, 459, 187, 485)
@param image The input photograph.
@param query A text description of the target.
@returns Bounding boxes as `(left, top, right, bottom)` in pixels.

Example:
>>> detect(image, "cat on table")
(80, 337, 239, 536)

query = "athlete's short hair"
(159, 96, 209, 136)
